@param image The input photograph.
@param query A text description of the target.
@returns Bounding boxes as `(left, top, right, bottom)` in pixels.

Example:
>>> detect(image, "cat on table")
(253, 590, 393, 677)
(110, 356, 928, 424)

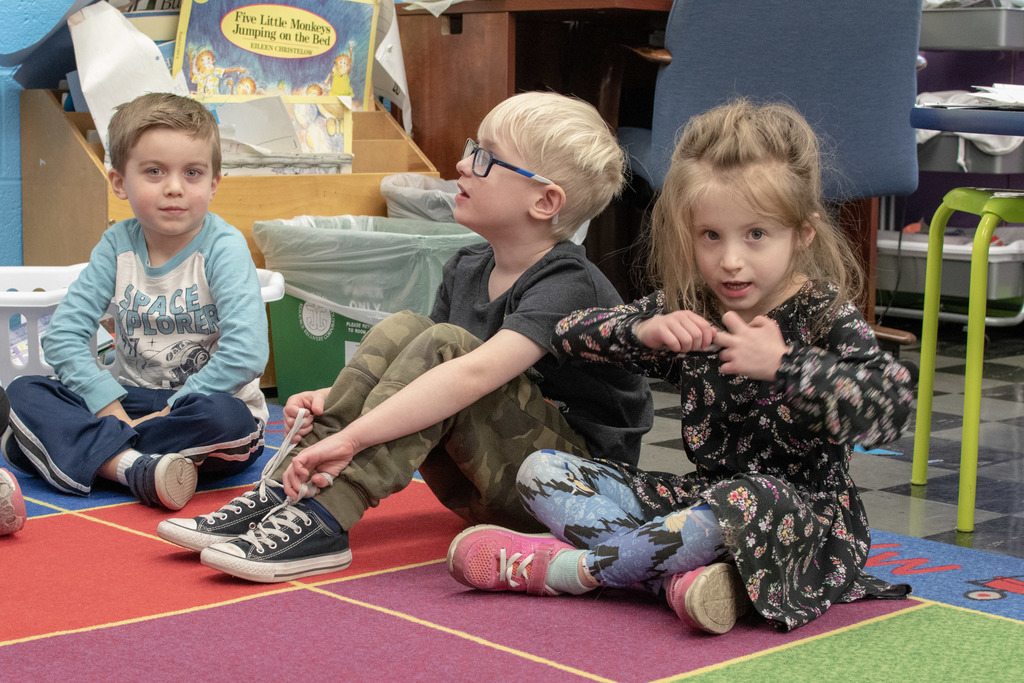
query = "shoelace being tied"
(236, 408, 336, 553)
(198, 408, 332, 525)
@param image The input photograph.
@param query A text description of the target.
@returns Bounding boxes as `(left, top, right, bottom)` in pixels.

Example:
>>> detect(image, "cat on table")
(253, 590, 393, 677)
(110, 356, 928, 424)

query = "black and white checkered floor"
(638, 319, 1024, 561)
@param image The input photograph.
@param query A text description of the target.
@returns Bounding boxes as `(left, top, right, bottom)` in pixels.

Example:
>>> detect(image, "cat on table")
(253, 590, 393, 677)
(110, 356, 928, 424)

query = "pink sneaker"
(0, 468, 27, 535)
(666, 563, 750, 635)
(447, 524, 574, 595)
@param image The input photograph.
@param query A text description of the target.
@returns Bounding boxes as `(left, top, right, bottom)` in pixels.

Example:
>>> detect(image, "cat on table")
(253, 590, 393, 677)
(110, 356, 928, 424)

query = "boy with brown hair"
(3, 93, 268, 511)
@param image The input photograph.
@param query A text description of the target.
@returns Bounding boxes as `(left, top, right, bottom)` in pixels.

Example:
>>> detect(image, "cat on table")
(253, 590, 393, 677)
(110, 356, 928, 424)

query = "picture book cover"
(172, 0, 379, 110)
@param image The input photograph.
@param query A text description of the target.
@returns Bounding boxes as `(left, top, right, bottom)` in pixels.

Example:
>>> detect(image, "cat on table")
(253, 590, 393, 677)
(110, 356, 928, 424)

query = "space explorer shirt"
(41, 214, 269, 423)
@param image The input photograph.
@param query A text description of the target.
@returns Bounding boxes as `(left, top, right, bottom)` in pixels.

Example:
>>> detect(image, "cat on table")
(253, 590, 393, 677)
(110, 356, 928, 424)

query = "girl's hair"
(647, 99, 862, 326)
(108, 92, 221, 176)
(477, 92, 625, 242)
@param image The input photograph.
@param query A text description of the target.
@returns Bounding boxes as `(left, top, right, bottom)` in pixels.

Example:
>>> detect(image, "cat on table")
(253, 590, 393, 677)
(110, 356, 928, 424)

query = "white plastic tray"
(0, 265, 284, 387)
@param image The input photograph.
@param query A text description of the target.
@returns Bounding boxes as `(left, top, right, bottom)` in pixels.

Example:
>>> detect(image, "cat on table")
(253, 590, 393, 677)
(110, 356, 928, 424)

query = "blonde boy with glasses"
(159, 92, 653, 583)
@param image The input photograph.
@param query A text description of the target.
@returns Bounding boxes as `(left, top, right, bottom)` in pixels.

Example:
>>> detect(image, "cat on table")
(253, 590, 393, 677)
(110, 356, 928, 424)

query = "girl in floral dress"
(446, 99, 916, 634)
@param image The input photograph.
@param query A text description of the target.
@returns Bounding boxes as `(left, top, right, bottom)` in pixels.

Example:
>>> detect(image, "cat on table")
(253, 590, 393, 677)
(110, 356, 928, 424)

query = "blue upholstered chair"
(616, 0, 923, 330)
(619, 0, 923, 197)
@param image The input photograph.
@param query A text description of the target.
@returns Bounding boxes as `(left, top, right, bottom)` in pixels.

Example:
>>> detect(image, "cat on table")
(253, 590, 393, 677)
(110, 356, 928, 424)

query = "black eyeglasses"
(462, 139, 553, 184)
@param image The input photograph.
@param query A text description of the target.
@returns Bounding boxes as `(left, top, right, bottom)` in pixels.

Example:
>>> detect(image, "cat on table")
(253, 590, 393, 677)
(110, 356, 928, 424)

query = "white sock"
(543, 549, 594, 595)
(115, 449, 144, 486)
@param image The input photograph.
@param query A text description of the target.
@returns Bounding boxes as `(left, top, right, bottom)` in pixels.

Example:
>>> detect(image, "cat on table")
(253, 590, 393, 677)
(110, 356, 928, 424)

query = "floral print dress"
(553, 282, 915, 631)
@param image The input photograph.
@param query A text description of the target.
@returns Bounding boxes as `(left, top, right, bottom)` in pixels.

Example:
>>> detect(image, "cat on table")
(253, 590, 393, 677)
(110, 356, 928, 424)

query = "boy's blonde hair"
(477, 92, 625, 242)
(108, 92, 221, 176)
(648, 99, 862, 328)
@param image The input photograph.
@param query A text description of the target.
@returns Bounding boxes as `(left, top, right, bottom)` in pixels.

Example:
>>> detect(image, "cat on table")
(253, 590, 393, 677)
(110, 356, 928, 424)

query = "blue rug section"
(11, 402, 424, 517)
(854, 444, 900, 456)
(868, 529, 1024, 621)
(10, 403, 288, 517)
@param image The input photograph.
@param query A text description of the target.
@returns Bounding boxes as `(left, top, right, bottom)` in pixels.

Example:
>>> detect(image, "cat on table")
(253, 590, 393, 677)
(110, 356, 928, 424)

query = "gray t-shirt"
(430, 241, 653, 465)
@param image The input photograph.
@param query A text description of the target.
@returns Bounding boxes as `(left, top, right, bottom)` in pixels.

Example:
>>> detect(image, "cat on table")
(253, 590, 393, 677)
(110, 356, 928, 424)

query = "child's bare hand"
(283, 390, 326, 443)
(634, 311, 715, 353)
(716, 311, 790, 381)
(282, 432, 358, 500)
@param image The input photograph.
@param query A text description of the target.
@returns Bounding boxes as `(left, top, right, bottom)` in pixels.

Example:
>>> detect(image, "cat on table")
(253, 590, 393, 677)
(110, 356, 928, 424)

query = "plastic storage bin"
(0, 265, 285, 387)
(380, 173, 459, 222)
(253, 215, 486, 399)
(1, 264, 88, 386)
(876, 228, 1024, 326)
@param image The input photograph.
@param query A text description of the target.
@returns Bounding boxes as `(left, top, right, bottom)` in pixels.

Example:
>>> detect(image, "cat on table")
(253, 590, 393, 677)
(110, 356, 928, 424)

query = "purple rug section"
(325, 562, 918, 682)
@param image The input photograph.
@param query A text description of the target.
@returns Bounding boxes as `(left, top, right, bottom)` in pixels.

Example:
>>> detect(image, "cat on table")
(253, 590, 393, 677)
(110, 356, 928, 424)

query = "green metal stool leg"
(911, 203, 954, 485)
(957, 212, 1000, 533)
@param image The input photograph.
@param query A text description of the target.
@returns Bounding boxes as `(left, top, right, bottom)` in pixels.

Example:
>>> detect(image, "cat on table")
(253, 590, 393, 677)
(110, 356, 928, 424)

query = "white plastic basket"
(0, 264, 285, 388)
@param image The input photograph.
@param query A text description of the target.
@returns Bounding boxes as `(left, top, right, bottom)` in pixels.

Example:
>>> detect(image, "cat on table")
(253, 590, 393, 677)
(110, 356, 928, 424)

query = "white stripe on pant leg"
(6, 410, 90, 494)
(174, 419, 265, 462)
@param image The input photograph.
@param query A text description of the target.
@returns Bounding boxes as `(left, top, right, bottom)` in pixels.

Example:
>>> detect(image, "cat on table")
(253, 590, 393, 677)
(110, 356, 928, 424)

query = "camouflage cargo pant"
(273, 310, 590, 531)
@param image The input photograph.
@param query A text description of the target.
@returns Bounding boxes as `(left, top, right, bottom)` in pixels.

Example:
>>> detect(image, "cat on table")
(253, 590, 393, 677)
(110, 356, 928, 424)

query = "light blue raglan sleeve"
(168, 220, 268, 406)
(41, 231, 127, 413)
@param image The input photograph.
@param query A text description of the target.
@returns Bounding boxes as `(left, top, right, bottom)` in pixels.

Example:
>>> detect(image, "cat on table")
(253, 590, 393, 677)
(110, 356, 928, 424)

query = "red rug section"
(0, 482, 466, 644)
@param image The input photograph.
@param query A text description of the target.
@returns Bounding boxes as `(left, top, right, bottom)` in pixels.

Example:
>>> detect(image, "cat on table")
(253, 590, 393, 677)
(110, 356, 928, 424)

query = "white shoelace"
(199, 408, 332, 524)
(233, 407, 338, 551)
(499, 548, 534, 589)
(238, 502, 314, 553)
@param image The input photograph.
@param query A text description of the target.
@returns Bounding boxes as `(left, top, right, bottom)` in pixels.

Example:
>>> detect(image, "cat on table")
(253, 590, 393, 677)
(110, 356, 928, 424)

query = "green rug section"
(679, 603, 1024, 681)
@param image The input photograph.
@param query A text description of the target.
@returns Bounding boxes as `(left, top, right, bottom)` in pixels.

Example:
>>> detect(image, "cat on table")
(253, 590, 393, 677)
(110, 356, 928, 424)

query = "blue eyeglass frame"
(463, 139, 553, 185)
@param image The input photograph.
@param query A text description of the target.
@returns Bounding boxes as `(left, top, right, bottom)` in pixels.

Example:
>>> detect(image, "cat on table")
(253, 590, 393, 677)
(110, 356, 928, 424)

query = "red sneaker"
(0, 468, 27, 535)
(666, 563, 750, 634)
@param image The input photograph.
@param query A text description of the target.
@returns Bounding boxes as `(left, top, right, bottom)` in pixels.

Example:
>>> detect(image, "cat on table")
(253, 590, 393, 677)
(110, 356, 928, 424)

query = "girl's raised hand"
(635, 310, 716, 352)
(282, 389, 326, 443)
(716, 311, 790, 380)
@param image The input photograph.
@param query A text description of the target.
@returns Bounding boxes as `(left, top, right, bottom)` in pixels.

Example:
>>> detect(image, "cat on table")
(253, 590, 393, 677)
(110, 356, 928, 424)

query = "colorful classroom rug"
(2, 405, 1023, 681)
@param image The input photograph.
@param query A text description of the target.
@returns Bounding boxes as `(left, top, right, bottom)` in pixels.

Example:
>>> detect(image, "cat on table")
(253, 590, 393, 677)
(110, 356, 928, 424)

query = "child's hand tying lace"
(282, 389, 328, 443)
(282, 431, 359, 501)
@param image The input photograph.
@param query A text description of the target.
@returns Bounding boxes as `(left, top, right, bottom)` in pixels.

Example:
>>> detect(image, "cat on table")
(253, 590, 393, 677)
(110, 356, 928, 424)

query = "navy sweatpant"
(3, 376, 263, 495)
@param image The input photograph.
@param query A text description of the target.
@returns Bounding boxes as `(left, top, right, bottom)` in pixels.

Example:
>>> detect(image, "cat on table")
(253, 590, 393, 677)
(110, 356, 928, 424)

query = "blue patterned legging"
(516, 450, 725, 594)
